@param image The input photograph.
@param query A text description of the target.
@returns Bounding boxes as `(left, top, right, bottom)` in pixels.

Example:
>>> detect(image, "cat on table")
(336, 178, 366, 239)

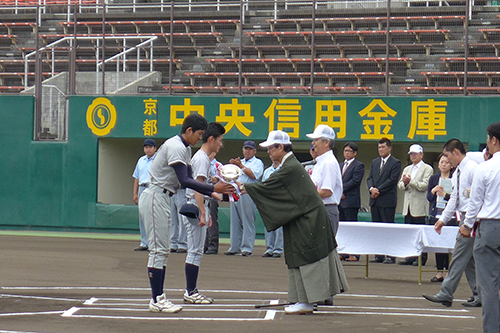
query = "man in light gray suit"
(397, 144, 433, 265)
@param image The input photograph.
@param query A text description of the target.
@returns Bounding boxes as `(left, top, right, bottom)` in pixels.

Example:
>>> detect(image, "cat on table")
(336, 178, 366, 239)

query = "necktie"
(456, 167, 461, 207)
(342, 162, 348, 176)
(380, 159, 385, 171)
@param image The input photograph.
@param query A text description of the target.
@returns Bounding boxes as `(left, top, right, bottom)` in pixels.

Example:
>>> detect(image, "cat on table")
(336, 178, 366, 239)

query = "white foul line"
(314, 310, 475, 319)
(0, 293, 83, 302)
(0, 311, 64, 317)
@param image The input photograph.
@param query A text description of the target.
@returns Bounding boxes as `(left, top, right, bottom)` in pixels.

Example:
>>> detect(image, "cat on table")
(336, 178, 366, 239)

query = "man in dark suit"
(339, 142, 365, 262)
(339, 142, 365, 222)
(367, 137, 402, 264)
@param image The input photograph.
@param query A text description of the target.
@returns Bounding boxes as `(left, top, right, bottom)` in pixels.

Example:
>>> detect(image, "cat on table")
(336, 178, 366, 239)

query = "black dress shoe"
(412, 260, 426, 266)
(369, 257, 385, 263)
(398, 258, 414, 265)
(315, 297, 333, 306)
(422, 294, 452, 307)
(205, 249, 218, 255)
(176, 248, 187, 253)
(383, 257, 395, 264)
(462, 299, 481, 307)
(134, 246, 148, 251)
(467, 295, 478, 303)
(430, 276, 444, 283)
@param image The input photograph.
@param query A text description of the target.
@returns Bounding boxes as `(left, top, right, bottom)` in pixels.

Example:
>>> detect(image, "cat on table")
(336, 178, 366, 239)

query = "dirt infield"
(0, 234, 482, 333)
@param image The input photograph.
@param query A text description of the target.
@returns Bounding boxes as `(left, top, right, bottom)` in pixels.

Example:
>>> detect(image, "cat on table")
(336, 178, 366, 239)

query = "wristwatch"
(239, 184, 245, 191)
(241, 167, 247, 173)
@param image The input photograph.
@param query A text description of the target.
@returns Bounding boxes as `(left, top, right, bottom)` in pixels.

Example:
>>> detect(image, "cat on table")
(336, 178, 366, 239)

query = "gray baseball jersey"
(148, 135, 191, 193)
(186, 149, 211, 201)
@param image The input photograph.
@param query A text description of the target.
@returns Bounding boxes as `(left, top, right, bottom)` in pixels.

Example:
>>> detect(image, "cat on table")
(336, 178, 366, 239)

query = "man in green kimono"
(240, 130, 349, 315)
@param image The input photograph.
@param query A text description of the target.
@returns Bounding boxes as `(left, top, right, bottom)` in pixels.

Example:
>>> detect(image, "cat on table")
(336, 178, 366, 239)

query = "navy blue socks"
(148, 267, 165, 301)
(185, 263, 199, 294)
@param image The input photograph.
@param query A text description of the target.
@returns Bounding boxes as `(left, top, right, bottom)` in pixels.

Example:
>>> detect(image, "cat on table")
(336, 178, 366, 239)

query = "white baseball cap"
(306, 124, 336, 140)
(408, 144, 423, 154)
(259, 130, 292, 147)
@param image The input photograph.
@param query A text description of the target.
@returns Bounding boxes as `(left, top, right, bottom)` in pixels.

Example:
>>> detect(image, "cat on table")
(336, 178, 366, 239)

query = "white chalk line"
(0, 311, 65, 317)
(78, 299, 469, 313)
(313, 310, 475, 319)
(0, 287, 471, 303)
(61, 306, 474, 320)
(1, 294, 83, 302)
(0, 287, 477, 321)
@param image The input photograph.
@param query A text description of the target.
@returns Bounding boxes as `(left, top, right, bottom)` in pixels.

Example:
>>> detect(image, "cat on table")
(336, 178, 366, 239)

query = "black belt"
(139, 184, 148, 188)
(163, 188, 174, 197)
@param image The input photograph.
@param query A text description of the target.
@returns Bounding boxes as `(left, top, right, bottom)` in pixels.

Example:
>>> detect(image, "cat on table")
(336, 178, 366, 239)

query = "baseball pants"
(183, 201, 209, 266)
(170, 189, 188, 251)
(138, 184, 173, 269)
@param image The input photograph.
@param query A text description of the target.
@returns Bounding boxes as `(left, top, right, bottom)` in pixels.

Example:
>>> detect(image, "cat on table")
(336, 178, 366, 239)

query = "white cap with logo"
(259, 130, 292, 147)
(408, 144, 423, 154)
(306, 124, 336, 140)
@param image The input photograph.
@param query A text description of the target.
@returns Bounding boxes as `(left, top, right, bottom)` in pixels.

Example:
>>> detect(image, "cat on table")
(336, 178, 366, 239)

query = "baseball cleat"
(284, 302, 314, 315)
(149, 294, 183, 313)
(183, 289, 214, 304)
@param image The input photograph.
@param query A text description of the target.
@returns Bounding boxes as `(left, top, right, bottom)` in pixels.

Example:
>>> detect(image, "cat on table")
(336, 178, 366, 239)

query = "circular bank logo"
(86, 97, 117, 136)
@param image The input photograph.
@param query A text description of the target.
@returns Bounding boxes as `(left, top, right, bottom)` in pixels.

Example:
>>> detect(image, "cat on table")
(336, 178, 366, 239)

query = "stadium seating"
(184, 71, 391, 87)
(421, 71, 500, 87)
(246, 29, 450, 44)
(163, 85, 372, 95)
(266, 16, 465, 31)
(59, 19, 240, 34)
(402, 86, 500, 94)
(0, 1, 494, 95)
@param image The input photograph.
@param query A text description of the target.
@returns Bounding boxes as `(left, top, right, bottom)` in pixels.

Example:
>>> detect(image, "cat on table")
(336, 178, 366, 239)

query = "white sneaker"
(183, 288, 214, 304)
(149, 294, 183, 313)
(284, 302, 314, 315)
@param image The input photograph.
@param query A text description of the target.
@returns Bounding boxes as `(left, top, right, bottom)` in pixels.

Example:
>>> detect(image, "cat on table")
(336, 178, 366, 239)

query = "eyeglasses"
(344, 149, 354, 153)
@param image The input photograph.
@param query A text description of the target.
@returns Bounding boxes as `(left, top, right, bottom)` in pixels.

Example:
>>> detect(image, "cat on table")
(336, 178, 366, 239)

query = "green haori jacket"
(245, 154, 336, 269)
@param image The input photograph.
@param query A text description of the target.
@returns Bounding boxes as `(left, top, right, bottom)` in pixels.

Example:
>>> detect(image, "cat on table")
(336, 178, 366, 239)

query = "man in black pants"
(366, 137, 402, 264)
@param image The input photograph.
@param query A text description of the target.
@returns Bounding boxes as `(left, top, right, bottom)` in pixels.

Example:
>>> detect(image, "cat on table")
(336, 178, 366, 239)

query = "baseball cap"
(408, 144, 423, 154)
(243, 140, 256, 149)
(306, 124, 336, 140)
(143, 138, 157, 147)
(259, 130, 292, 147)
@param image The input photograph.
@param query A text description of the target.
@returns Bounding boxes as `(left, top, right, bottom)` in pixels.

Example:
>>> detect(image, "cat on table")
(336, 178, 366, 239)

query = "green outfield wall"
(0, 95, 498, 234)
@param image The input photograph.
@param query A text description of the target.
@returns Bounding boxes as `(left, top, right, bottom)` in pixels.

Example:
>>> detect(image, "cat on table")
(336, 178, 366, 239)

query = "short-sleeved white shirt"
(311, 150, 343, 205)
(148, 135, 191, 193)
(186, 149, 211, 200)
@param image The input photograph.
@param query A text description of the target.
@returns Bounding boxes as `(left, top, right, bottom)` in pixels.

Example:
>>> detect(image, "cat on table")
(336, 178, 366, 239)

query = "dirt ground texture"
(0, 234, 483, 333)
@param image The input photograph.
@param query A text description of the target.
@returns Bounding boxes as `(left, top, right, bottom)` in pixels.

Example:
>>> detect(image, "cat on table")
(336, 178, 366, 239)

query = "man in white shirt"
(461, 122, 500, 333)
(423, 139, 480, 308)
(307, 124, 343, 236)
(397, 144, 433, 265)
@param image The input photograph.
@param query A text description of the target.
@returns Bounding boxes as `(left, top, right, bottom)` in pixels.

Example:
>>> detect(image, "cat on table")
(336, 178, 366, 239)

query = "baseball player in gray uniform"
(138, 114, 233, 313)
(182, 122, 226, 304)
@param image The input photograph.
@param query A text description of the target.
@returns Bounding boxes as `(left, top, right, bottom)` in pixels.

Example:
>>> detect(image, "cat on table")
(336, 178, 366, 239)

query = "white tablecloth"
(336, 222, 459, 258)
